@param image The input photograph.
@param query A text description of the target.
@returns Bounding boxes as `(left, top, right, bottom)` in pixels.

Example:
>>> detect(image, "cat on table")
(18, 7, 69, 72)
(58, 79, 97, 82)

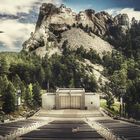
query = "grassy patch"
(100, 99, 120, 116)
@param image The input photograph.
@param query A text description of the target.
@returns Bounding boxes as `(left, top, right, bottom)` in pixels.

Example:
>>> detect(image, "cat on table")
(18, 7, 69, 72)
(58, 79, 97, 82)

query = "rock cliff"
(23, 3, 129, 57)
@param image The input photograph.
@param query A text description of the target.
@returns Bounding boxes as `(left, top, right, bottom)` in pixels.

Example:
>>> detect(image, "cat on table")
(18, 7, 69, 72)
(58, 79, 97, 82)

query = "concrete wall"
(42, 93, 55, 110)
(42, 92, 100, 110)
(85, 93, 100, 110)
(56, 93, 84, 109)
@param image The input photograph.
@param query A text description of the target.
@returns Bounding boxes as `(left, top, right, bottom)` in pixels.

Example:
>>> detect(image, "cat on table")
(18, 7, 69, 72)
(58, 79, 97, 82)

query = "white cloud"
(0, 0, 62, 15)
(0, 19, 35, 51)
(0, 0, 63, 51)
(0, 0, 37, 15)
(106, 8, 140, 21)
(66, 4, 93, 13)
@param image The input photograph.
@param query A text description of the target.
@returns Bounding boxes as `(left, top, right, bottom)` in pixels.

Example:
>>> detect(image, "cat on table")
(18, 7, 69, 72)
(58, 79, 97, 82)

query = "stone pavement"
(0, 109, 140, 140)
(0, 117, 52, 140)
(35, 109, 103, 118)
(20, 120, 104, 140)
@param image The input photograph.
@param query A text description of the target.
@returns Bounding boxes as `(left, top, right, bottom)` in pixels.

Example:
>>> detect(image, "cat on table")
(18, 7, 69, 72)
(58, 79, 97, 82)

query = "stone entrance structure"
(55, 88, 85, 109)
(42, 88, 100, 110)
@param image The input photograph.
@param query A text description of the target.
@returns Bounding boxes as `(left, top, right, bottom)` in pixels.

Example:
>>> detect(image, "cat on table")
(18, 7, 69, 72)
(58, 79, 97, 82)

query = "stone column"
(81, 92, 85, 110)
(55, 93, 59, 109)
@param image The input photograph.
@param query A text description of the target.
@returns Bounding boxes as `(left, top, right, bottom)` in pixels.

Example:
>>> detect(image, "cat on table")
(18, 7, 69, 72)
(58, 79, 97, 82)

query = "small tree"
(104, 84, 114, 109)
(25, 84, 33, 107)
(12, 74, 22, 89)
(0, 58, 9, 76)
(2, 82, 16, 114)
(32, 82, 41, 107)
(45, 64, 52, 91)
(106, 93, 114, 109)
(20, 81, 26, 102)
(0, 75, 9, 96)
(37, 67, 45, 86)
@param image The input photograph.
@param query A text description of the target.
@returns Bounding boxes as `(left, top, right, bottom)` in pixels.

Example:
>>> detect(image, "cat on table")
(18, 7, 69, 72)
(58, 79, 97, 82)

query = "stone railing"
(85, 118, 121, 140)
(0, 118, 52, 140)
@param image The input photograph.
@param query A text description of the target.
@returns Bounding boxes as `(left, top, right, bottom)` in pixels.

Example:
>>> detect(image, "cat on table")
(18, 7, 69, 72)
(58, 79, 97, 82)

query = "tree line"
(102, 21, 140, 119)
(0, 46, 99, 114)
(1, 21, 140, 120)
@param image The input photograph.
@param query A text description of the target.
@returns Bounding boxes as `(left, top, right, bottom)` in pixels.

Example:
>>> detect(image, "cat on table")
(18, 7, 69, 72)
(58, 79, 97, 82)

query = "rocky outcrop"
(131, 17, 138, 25)
(23, 3, 130, 57)
(35, 3, 58, 30)
(59, 28, 112, 54)
(114, 14, 129, 26)
(34, 3, 118, 36)
(78, 59, 109, 86)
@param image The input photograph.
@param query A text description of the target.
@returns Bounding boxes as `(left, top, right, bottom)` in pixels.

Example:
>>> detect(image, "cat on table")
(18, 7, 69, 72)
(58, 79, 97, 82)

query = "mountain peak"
(23, 3, 130, 57)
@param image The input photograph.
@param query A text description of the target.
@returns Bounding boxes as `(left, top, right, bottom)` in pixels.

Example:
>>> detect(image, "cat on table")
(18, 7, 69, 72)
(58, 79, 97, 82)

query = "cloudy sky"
(0, 0, 140, 52)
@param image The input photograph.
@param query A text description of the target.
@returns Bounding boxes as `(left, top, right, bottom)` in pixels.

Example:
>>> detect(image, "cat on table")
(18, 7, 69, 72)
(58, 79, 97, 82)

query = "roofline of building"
(56, 88, 85, 92)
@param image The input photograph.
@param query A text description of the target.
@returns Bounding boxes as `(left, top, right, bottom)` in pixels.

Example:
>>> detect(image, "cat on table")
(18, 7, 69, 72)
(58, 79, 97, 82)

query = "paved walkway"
(34, 109, 103, 118)
(1, 109, 140, 140)
(0, 118, 51, 140)
(19, 109, 140, 140)
(20, 120, 104, 140)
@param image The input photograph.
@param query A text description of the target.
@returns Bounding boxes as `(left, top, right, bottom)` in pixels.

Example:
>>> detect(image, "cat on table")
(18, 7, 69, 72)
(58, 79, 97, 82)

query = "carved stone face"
(78, 12, 87, 21)
(60, 5, 67, 13)
(121, 15, 129, 25)
(72, 12, 76, 19)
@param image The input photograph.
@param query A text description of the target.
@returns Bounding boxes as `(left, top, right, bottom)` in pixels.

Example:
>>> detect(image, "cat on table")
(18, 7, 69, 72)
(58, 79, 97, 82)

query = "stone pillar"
(81, 92, 85, 110)
(55, 93, 59, 109)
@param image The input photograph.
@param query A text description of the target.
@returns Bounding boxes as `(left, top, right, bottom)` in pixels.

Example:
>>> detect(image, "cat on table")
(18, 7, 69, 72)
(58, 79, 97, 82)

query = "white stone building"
(42, 88, 100, 110)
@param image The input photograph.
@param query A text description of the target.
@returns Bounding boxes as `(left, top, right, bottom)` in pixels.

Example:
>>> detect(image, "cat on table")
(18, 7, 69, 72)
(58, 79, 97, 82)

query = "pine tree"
(2, 82, 16, 114)
(0, 75, 9, 96)
(37, 67, 45, 86)
(45, 64, 52, 91)
(25, 84, 33, 107)
(12, 74, 22, 89)
(0, 57, 9, 76)
(32, 82, 41, 107)
(20, 82, 26, 101)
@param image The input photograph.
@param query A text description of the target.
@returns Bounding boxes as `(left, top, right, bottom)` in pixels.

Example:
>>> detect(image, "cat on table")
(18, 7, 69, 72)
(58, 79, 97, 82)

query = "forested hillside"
(103, 21, 140, 119)
(0, 48, 101, 113)
(1, 3, 140, 120)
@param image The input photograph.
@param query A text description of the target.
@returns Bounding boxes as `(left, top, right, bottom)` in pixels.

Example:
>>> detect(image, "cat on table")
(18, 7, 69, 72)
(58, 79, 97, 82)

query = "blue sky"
(0, 0, 140, 52)
(63, 0, 140, 12)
